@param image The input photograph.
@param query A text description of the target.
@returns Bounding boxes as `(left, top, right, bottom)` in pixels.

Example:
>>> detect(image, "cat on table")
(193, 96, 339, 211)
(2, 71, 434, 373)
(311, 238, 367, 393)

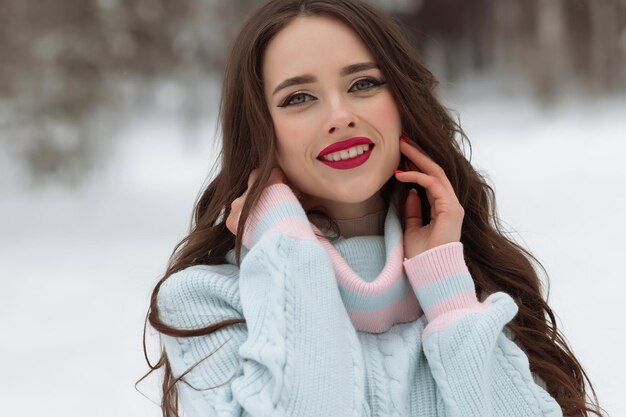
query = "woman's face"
(262, 15, 402, 214)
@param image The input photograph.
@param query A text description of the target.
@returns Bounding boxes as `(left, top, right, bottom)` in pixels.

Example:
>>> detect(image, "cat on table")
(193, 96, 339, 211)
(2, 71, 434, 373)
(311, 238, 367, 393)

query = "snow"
(1, 88, 624, 416)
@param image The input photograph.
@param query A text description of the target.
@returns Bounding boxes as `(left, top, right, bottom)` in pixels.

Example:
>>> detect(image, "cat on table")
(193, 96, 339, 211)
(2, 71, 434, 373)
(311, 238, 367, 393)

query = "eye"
(278, 92, 316, 108)
(349, 78, 384, 92)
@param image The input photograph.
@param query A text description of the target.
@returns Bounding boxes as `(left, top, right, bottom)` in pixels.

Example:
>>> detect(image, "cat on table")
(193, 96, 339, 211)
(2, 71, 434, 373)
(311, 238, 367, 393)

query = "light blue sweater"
(157, 184, 563, 416)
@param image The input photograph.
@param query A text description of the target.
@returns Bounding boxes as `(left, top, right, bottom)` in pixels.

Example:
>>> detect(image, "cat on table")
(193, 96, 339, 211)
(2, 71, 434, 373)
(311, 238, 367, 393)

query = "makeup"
(317, 136, 375, 170)
(318, 145, 374, 170)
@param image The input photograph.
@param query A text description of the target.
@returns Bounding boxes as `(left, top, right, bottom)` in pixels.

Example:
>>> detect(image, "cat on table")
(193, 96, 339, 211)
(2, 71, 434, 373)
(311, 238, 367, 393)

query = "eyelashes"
(277, 77, 386, 108)
(280, 92, 314, 107)
(350, 78, 383, 92)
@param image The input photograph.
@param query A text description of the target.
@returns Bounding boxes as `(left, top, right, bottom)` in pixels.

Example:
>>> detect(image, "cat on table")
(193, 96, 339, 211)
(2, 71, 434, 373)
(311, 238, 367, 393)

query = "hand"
(394, 139, 464, 259)
(226, 167, 290, 236)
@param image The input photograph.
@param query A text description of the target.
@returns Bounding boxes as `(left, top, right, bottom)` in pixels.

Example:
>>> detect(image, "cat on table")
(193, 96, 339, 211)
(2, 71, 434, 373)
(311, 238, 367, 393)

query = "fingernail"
(400, 134, 410, 144)
(393, 169, 405, 174)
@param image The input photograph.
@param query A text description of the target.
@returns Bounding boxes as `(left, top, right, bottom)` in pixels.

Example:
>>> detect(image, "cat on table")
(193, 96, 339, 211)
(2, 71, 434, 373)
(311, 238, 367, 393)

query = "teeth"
(321, 144, 371, 161)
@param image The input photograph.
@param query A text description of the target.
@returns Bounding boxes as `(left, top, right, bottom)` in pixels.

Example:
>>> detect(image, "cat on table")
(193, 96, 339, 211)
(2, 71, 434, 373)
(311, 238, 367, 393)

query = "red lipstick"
(317, 137, 374, 170)
(317, 137, 374, 157)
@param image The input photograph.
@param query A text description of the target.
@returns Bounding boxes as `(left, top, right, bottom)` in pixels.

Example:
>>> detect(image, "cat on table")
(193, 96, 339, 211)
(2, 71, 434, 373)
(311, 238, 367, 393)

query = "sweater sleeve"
(157, 184, 367, 417)
(403, 242, 563, 417)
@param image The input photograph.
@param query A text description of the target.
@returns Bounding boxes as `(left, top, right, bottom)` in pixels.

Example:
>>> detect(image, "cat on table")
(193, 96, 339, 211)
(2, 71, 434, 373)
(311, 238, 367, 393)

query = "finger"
(405, 188, 422, 229)
(226, 210, 236, 235)
(247, 169, 260, 189)
(399, 141, 453, 190)
(269, 167, 287, 185)
(394, 171, 448, 211)
(226, 198, 240, 231)
(228, 213, 241, 235)
(270, 167, 305, 199)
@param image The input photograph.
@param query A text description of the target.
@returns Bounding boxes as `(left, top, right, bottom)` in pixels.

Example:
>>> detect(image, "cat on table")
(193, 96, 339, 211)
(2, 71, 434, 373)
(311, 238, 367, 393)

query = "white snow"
(1, 87, 624, 416)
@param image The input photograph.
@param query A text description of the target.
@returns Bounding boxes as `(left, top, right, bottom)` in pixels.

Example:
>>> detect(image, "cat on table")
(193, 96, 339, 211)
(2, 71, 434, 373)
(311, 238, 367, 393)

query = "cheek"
(271, 113, 292, 156)
(273, 127, 314, 193)
(373, 95, 402, 131)
(272, 115, 312, 166)
(368, 94, 402, 165)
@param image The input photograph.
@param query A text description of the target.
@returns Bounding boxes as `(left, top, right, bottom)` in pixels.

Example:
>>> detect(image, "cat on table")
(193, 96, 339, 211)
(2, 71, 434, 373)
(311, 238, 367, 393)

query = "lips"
(318, 146, 373, 170)
(316, 136, 376, 171)
(317, 137, 374, 158)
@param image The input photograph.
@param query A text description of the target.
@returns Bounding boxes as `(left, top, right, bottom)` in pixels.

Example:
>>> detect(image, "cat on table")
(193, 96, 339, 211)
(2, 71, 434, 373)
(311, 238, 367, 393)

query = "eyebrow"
(271, 62, 379, 96)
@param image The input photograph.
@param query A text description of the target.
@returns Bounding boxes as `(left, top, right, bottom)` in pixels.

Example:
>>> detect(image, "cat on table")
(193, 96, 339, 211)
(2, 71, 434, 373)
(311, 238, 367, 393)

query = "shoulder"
(157, 264, 243, 329)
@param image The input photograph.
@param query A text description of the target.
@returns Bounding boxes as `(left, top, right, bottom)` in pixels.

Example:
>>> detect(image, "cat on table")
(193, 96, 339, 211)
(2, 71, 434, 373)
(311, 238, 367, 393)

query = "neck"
(333, 210, 386, 237)
(302, 192, 387, 237)
(301, 191, 386, 220)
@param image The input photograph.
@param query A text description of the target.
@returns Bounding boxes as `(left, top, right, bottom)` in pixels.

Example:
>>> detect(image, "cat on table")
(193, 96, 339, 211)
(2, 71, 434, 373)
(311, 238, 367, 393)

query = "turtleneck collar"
(310, 203, 421, 333)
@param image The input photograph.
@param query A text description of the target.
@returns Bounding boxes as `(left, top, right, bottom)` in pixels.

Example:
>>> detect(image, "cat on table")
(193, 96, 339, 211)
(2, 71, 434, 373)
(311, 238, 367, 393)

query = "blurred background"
(0, 0, 624, 416)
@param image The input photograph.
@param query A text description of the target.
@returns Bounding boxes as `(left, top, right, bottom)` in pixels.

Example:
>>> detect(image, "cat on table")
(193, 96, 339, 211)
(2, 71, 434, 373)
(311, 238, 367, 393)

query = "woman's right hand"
(226, 167, 291, 236)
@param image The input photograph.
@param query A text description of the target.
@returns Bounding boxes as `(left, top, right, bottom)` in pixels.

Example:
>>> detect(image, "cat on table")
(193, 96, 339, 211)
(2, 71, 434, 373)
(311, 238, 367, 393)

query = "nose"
(325, 97, 356, 135)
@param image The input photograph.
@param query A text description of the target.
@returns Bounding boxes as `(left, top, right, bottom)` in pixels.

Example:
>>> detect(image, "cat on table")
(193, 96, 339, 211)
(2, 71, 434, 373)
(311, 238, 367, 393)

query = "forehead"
(262, 15, 375, 87)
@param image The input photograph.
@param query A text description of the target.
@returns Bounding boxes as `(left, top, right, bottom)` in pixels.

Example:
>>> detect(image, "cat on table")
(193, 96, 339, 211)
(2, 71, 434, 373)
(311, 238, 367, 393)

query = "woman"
(144, 0, 603, 416)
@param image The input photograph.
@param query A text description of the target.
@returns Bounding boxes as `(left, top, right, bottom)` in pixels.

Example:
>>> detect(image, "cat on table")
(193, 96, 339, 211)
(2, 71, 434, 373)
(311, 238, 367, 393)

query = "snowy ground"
(1, 88, 624, 416)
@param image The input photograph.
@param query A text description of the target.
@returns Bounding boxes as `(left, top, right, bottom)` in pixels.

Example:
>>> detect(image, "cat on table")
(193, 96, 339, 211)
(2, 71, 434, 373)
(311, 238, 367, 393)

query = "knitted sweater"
(157, 184, 563, 417)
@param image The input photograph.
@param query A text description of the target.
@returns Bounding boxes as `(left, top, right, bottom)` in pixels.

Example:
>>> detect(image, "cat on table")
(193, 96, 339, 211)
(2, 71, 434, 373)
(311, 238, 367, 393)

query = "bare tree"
(1, 0, 623, 186)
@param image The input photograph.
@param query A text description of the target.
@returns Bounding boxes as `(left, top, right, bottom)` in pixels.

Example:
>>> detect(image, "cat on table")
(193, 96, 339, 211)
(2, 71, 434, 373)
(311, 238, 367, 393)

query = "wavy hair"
(141, 1, 604, 416)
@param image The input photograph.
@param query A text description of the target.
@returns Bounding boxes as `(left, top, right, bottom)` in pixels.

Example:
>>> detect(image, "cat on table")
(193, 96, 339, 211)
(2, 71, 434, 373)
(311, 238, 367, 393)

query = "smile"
(317, 144, 374, 170)
(319, 144, 371, 161)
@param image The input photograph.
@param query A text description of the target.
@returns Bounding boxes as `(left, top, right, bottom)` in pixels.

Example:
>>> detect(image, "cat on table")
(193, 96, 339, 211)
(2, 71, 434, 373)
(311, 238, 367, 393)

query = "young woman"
(144, 0, 603, 416)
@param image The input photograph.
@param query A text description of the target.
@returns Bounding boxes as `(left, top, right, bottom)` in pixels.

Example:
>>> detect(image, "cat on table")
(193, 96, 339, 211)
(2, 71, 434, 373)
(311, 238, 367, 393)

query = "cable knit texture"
(157, 184, 563, 417)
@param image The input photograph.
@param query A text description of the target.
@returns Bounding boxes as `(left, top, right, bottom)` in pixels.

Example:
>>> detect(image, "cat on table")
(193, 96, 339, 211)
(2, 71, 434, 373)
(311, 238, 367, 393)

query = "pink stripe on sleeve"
(422, 297, 492, 340)
(241, 184, 314, 248)
(423, 291, 481, 322)
(404, 242, 469, 291)
(242, 217, 316, 248)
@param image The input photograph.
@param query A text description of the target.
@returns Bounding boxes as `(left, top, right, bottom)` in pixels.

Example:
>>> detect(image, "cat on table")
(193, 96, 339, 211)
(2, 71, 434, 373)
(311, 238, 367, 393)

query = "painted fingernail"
(400, 134, 410, 144)
(393, 169, 405, 174)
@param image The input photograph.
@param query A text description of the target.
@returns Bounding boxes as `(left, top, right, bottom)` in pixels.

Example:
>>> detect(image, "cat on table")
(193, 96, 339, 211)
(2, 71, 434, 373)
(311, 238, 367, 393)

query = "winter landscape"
(1, 81, 624, 416)
(1, 1, 625, 415)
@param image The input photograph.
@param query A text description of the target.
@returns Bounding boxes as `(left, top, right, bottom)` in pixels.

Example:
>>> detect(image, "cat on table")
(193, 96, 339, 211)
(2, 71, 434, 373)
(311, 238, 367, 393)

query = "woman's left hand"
(394, 139, 464, 259)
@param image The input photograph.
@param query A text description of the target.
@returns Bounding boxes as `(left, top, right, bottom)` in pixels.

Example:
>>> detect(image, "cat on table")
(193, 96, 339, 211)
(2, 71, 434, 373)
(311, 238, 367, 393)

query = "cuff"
(403, 242, 480, 323)
(242, 184, 316, 249)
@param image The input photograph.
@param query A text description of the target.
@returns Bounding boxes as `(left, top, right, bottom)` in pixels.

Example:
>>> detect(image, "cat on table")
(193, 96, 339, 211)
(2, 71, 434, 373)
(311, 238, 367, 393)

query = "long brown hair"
(142, 1, 604, 416)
